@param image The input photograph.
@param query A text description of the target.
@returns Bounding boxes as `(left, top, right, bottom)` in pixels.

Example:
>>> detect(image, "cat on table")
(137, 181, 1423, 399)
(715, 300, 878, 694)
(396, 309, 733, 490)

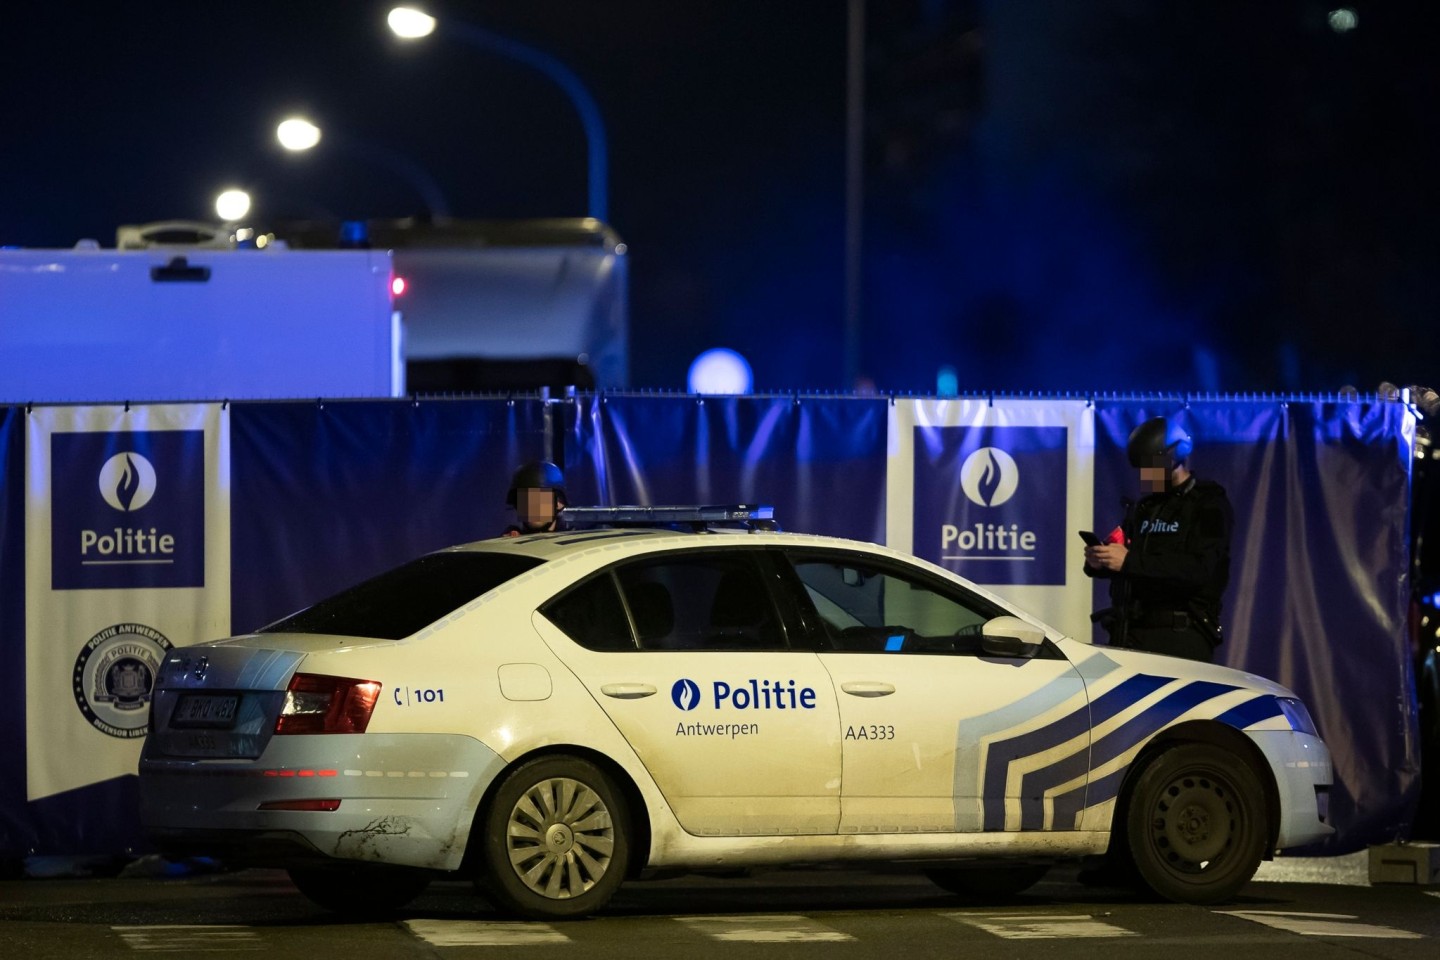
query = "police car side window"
(539, 572, 636, 651)
(789, 555, 996, 655)
(615, 552, 788, 652)
(260, 552, 544, 640)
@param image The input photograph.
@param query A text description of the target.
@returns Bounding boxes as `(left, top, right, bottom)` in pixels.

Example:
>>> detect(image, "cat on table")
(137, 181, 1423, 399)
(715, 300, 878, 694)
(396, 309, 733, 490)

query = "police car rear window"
(258, 552, 543, 640)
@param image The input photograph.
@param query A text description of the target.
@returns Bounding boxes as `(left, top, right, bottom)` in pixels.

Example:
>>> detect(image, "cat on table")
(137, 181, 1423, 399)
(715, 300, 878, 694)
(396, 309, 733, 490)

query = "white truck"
(0, 226, 401, 403)
(273, 217, 630, 393)
(0, 217, 629, 404)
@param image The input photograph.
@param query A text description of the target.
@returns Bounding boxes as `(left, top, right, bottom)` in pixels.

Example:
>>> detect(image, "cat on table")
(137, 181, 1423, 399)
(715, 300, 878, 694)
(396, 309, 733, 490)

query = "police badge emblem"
(72, 622, 172, 738)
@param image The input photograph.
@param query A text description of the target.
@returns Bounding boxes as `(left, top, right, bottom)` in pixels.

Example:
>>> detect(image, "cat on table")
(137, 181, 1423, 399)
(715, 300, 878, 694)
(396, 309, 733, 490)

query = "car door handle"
(841, 681, 896, 698)
(600, 683, 657, 700)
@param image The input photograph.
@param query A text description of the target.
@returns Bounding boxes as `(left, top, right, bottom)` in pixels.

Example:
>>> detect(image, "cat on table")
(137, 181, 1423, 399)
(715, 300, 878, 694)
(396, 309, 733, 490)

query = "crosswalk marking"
(1218, 910, 1424, 939)
(945, 912, 1138, 939)
(112, 925, 263, 951)
(404, 919, 570, 946)
(676, 914, 853, 942)
(112, 907, 1437, 950)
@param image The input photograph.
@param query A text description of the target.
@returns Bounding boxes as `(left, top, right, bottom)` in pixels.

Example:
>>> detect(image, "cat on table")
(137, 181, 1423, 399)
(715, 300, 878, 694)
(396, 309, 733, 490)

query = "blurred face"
(518, 488, 559, 530)
(1138, 455, 1170, 493)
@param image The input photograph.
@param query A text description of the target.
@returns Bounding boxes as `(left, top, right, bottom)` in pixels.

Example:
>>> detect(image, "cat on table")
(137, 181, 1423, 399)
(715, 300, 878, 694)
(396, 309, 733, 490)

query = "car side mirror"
(981, 615, 1045, 658)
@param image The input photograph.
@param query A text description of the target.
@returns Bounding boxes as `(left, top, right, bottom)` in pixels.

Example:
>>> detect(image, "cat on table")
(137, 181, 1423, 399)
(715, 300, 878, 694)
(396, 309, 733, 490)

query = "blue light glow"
(688, 348, 754, 395)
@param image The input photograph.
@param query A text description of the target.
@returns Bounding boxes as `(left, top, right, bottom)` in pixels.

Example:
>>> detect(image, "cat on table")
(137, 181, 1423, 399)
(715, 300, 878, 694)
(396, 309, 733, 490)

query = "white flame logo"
(671, 678, 701, 711)
(98, 452, 158, 512)
(959, 447, 1019, 507)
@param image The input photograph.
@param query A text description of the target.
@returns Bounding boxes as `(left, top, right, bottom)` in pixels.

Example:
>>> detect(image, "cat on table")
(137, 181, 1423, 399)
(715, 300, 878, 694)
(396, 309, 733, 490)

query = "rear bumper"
(139, 733, 507, 871)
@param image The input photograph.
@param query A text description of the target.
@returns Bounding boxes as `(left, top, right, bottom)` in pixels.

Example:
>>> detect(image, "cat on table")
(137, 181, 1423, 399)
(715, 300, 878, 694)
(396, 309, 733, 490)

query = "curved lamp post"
(387, 6, 608, 222)
(275, 115, 452, 220)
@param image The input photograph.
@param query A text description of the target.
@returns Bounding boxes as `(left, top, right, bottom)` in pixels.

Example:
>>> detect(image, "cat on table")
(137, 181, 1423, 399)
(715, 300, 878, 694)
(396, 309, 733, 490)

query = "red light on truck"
(391, 275, 407, 297)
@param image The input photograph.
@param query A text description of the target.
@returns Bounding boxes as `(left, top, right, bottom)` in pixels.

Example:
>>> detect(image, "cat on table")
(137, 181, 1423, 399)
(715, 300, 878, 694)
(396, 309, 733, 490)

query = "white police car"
(140, 511, 1333, 918)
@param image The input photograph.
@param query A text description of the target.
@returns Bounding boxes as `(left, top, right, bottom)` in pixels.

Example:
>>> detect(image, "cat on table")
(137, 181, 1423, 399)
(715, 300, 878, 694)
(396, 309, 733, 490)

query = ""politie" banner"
(24, 404, 230, 802)
(887, 398, 1095, 639)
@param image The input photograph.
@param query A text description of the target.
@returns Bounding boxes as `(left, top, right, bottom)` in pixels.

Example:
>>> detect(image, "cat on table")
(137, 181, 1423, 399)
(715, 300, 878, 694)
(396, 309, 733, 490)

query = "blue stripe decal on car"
(980, 699, 1093, 831)
(1013, 675, 1178, 829)
(989, 679, 1240, 831)
(1050, 765, 1127, 830)
(1087, 680, 1239, 771)
(1086, 673, 1174, 726)
(1016, 744, 1094, 830)
(980, 674, 1171, 830)
(1049, 682, 1261, 829)
(1213, 695, 1283, 729)
(954, 665, 1097, 832)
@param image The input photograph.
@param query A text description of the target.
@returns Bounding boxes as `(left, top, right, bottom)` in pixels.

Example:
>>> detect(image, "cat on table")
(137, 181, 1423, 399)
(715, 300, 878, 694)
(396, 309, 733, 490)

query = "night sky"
(2, 1, 1435, 394)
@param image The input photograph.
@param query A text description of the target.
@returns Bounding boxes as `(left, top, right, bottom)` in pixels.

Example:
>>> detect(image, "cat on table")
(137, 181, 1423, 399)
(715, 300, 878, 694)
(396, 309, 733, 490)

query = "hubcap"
(1152, 774, 1232, 868)
(1175, 802, 1210, 844)
(505, 776, 615, 900)
(546, 823, 575, 853)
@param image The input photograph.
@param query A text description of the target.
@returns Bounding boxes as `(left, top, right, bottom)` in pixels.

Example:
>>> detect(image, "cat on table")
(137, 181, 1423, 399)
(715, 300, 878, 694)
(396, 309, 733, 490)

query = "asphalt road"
(2, 857, 1437, 960)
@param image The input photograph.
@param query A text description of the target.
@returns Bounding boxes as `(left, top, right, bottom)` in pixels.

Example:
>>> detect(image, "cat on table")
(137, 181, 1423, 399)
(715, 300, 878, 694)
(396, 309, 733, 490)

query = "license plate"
(171, 694, 239, 728)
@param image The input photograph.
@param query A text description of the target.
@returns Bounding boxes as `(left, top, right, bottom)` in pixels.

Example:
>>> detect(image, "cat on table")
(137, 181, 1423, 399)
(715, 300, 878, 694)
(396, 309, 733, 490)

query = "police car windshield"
(258, 552, 543, 640)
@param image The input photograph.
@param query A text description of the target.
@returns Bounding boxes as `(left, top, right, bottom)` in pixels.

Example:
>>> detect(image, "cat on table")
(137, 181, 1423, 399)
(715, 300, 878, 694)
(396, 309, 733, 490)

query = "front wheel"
(1125, 743, 1269, 904)
(478, 756, 630, 919)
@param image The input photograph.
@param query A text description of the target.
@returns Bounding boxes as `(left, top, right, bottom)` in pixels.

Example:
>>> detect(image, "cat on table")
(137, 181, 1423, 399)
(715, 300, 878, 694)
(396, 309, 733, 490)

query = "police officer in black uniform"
(1084, 417, 1232, 662)
(503, 460, 567, 536)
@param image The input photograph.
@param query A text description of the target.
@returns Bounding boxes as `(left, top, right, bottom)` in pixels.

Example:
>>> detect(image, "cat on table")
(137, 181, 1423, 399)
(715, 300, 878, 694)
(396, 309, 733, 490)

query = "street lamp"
(386, 6, 608, 222)
(274, 114, 451, 219)
(844, 0, 865, 389)
(214, 188, 252, 222)
(276, 117, 322, 151)
(387, 6, 435, 38)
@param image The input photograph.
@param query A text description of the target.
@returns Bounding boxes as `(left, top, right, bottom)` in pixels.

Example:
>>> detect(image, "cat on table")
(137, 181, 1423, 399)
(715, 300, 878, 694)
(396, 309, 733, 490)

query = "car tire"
(925, 863, 1049, 899)
(286, 863, 431, 915)
(1124, 743, 1268, 904)
(479, 756, 630, 919)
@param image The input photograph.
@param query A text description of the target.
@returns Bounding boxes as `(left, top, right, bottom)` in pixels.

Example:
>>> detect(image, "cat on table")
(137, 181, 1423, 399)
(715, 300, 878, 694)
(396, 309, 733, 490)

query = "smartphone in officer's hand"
(1078, 530, 1103, 547)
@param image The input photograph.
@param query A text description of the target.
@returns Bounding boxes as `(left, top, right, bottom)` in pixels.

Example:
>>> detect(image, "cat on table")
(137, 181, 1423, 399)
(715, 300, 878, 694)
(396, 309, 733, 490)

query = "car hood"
(1054, 637, 1300, 699)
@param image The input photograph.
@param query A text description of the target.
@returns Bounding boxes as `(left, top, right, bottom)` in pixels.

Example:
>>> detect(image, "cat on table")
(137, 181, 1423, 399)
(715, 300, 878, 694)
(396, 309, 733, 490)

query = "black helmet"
(506, 460, 567, 506)
(1126, 417, 1193, 468)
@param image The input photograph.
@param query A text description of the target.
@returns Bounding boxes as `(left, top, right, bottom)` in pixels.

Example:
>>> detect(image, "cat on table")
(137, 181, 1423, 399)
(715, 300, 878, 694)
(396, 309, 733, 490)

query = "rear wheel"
(926, 863, 1049, 899)
(1125, 743, 1268, 904)
(478, 756, 630, 919)
(286, 863, 431, 915)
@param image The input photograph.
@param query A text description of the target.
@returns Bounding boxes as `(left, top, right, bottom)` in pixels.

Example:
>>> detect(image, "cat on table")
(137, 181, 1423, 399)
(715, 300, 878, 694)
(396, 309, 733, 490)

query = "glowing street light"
(1328, 8, 1358, 33)
(214, 188, 252, 222)
(274, 114, 450, 219)
(387, 6, 608, 221)
(276, 116, 322, 151)
(387, 6, 435, 39)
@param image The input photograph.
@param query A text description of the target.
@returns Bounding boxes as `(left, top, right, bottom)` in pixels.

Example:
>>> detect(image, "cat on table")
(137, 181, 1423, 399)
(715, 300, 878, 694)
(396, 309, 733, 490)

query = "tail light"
(275, 673, 381, 735)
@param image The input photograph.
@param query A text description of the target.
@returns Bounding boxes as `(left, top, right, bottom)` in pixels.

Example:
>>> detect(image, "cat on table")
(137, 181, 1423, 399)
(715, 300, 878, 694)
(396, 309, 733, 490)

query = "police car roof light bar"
(563, 504, 775, 532)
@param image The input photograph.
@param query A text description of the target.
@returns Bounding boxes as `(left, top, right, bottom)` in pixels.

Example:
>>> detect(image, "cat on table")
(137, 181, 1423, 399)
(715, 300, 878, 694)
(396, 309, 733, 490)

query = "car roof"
(447, 527, 1054, 636)
(453, 527, 842, 562)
